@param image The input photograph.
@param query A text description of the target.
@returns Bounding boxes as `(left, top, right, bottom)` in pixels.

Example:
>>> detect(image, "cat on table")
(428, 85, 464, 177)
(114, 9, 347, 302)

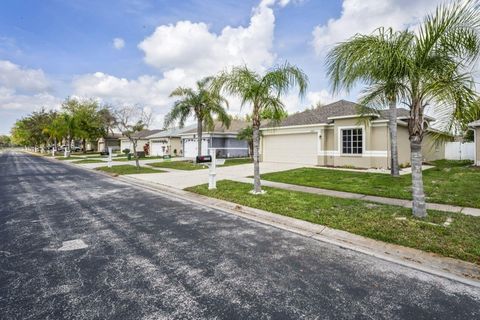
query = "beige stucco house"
(469, 120, 480, 166)
(119, 129, 162, 153)
(145, 125, 195, 157)
(97, 134, 122, 153)
(260, 100, 445, 169)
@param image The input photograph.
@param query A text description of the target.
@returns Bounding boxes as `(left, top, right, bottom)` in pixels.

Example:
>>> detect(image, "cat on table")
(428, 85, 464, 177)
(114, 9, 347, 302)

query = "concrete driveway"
(129, 162, 306, 189)
(1, 151, 479, 319)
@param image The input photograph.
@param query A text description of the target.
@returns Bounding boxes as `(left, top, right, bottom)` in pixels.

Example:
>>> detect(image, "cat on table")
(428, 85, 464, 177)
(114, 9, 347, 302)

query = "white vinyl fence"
(445, 142, 475, 160)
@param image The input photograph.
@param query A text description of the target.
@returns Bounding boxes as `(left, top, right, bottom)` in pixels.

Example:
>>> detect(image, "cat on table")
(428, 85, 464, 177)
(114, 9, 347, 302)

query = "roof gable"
(268, 100, 412, 127)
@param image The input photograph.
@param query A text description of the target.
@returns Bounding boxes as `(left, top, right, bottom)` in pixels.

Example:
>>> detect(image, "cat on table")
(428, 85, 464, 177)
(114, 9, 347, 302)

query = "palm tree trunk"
(410, 137, 426, 217)
(197, 118, 203, 157)
(252, 114, 262, 194)
(388, 99, 400, 176)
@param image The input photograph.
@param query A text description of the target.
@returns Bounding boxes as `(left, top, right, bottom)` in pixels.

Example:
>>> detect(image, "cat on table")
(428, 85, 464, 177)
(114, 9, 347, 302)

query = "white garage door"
(263, 133, 318, 165)
(150, 141, 166, 156)
(184, 139, 209, 158)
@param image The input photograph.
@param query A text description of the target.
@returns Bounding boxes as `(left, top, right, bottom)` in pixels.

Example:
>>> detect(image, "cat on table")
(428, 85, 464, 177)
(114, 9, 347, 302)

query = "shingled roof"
(266, 100, 411, 127)
(181, 119, 248, 134)
(120, 129, 163, 139)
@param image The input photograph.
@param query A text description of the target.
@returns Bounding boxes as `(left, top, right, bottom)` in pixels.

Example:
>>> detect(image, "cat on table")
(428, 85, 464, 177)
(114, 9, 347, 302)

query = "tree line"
(11, 98, 115, 153)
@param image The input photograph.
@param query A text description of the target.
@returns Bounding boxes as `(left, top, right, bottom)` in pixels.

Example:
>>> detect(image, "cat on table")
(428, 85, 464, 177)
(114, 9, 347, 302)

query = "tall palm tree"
(400, 1, 480, 218)
(326, 27, 413, 176)
(214, 63, 308, 194)
(164, 77, 231, 157)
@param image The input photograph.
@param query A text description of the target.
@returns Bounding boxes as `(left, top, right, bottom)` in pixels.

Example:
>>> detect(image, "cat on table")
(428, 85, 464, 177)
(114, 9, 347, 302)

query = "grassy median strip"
(72, 159, 106, 164)
(260, 160, 480, 209)
(220, 158, 252, 167)
(186, 180, 480, 264)
(95, 164, 163, 175)
(55, 156, 84, 160)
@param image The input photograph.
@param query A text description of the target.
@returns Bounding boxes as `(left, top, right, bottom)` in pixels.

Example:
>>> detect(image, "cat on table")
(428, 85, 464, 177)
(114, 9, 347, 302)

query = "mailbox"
(196, 155, 212, 163)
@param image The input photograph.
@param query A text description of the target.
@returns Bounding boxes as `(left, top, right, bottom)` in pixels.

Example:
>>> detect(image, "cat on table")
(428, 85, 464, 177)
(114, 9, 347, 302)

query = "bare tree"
(114, 106, 152, 169)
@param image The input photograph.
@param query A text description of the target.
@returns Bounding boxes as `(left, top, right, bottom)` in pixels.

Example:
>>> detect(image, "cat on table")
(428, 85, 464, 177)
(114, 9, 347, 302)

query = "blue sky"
(0, 0, 443, 134)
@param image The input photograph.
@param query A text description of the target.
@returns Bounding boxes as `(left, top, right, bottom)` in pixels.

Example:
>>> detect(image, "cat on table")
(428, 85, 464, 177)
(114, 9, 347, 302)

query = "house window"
(342, 128, 363, 154)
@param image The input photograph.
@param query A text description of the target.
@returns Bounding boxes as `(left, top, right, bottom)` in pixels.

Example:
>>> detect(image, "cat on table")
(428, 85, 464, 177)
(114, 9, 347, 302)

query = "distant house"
(179, 119, 250, 158)
(145, 125, 195, 157)
(119, 129, 163, 153)
(97, 134, 122, 153)
(260, 100, 445, 168)
(469, 120, 480, 166)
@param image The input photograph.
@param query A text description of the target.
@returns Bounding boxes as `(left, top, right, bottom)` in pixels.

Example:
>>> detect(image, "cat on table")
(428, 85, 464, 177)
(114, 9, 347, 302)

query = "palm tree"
(42, 112, 64, 154)
(401, 1, 480, 217)
(59, 113, 76, 157)
(214, 63, 308, 194)
(164, 77, 231, 157)
(326, 27, 413, 177)
(237, 125, 253, 159)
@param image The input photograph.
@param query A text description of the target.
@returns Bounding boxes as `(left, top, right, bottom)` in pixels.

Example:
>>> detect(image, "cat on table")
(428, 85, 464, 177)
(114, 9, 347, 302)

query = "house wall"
(422, 134, 445, 162)
(211, 137, 248, 158)
(121, 139, 148, 152)
(261, 117, 447, 168)
(170, 137, 182, 156)
(327, 118, 389, 169)
(98, 138, 120, 152)
(396, 126, 411, 167)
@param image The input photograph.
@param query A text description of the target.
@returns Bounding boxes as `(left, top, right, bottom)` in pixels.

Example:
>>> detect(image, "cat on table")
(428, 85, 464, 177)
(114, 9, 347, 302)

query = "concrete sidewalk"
(127, 162, 306, 189)
(234, 178, 480, 216)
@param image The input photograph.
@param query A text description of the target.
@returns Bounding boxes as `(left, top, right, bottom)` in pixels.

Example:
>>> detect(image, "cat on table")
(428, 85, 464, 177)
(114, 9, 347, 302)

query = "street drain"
(57, 239, 88, 251)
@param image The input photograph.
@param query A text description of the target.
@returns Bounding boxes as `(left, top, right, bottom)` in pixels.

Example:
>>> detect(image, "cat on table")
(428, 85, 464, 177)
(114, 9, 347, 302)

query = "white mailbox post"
(206, 147, 246, 190)
(107, 147, 113, 168)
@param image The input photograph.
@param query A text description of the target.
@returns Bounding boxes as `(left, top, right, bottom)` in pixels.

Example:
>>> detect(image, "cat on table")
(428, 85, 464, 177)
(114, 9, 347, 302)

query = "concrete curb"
(34, 152, 480, 288)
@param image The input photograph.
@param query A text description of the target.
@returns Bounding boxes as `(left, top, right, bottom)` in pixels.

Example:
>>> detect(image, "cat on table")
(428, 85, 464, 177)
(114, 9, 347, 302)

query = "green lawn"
(95, 165, 163, 175)
(186, 180, 480, 264)
(112, 155, 165, 162)
(55, 156, 84, 160)
(260, 160, 480, 208)
(148, 158, 252, 170)
(71, 159, 106, 164)
(220, 158, 252, 167)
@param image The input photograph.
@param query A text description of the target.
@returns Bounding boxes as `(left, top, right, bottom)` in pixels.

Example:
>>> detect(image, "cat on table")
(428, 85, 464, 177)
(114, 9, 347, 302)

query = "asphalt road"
(0, 151, 479, 320)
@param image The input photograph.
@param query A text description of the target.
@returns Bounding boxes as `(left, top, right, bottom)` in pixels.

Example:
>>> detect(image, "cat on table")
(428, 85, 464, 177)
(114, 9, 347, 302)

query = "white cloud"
(74, 0, 287, 128)
(0, 60, 50, 93)
(0, 60, 59, 116)
(113, 37, 125, 50)
(0, 87, 61, 111)
(280, 89, 336, 114)
(138, 0, 276, 77)
(312, 0, 442, 55)
(72, 72, 177, 107)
